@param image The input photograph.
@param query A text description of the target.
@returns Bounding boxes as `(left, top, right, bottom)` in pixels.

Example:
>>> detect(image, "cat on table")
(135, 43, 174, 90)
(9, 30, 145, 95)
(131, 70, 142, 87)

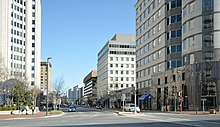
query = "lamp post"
(134, 84, 137, 114)
(46, 57, 52, 116)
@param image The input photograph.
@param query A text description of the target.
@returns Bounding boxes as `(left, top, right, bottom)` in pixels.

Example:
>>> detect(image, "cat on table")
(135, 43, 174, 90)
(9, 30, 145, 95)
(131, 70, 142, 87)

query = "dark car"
(68, 106, 76, 112)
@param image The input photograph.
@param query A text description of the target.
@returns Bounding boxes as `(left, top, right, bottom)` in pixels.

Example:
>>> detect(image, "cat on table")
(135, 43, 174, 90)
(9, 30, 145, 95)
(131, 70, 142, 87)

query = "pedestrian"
(19, 105, 23, 115)
(32, 106, 35, 115)
(25, 105, 29, 115)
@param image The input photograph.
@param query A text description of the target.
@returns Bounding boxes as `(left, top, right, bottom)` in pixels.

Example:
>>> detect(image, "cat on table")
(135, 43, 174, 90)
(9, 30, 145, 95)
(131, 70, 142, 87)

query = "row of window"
(109, 51, 135, 55)
(11, 54, 23, 61)
(136, 21, 162, 45)
(11, 37, 25, 46)
(137, 49, 162, 67)
(137, 36, 162, 58)
(11, 29, 25, 38)
(11, 21, 24, 29)
(110, 64, 135, 68)
(13, 0, 25, 5)
(136, 0, 161, 15)
(136, 13, 162, 37)
(167, 59, 182, 69)
(11, 12, 25, 22)
(11, 62, 23, 69)
(110, 77, 135, 82)
(109, 57, 134, 62)
(109, 44, 136, 49)
(109, 84, 134, 89)
(11, 46, 24, 54)
(110, 70, 135, 75)
(167, 44, 182, 54)
(136, 6, 161, 27)
(136, 80, 152, 89)
(11, 4, 25, 14)
(137, 63, 162, 79)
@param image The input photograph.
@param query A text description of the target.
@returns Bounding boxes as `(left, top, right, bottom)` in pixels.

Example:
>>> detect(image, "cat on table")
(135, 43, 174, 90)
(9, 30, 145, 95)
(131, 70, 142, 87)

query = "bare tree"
(51, 77, 67, 110)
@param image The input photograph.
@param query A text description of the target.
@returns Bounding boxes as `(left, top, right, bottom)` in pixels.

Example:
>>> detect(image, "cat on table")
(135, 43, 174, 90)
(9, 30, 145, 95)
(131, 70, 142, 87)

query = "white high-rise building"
(0, 0, 41, 87)
(97, 34, 136, 99)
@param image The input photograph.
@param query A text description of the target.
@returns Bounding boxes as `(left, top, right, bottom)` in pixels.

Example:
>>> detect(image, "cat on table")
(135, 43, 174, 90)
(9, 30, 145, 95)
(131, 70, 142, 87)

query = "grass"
(49, 110, 63, 115)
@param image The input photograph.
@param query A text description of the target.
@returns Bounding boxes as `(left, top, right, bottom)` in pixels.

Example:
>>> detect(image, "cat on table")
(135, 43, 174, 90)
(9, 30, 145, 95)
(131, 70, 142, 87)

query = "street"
(0, 106, 220, 127)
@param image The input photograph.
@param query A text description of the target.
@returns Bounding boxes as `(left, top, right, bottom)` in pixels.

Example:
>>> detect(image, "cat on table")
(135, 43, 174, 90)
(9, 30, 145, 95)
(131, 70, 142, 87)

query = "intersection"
(0, 106, 220, 127)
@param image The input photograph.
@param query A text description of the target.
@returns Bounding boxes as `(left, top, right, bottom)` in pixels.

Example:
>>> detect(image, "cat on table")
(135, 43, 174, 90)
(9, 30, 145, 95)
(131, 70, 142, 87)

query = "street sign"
(122, 94, 125, 101)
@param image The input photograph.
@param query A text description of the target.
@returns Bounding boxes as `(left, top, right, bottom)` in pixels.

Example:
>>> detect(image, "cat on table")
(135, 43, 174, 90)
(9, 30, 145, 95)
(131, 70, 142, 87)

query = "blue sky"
(41, 0, 137, 90)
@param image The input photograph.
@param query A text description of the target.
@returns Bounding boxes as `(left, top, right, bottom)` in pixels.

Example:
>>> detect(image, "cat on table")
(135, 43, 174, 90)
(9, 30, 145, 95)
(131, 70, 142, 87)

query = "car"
(68, 106, 76, 112)
(95, 106, 102, 109)
(124, 103, 140, 113)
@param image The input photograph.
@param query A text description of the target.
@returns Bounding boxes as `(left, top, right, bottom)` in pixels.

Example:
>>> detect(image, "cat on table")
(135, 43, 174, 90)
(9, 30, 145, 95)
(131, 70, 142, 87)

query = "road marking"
(133, 115, 205, 127)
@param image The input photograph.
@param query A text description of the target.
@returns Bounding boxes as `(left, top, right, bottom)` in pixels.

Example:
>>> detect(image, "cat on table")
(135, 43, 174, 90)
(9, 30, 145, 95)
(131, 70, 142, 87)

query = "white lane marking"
(133, 115, 205, 127)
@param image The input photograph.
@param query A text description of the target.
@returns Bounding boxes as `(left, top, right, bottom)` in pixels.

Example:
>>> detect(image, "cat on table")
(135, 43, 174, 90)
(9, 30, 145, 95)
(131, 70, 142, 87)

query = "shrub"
(0, 106, 17, 111)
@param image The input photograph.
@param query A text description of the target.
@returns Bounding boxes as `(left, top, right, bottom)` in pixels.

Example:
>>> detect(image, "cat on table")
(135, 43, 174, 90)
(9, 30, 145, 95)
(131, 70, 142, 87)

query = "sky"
(41, 0, 137, 90)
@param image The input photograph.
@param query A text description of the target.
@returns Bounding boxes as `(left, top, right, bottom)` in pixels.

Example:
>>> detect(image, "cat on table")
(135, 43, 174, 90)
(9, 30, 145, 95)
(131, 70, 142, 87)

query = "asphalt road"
(0, 106, 220, 127)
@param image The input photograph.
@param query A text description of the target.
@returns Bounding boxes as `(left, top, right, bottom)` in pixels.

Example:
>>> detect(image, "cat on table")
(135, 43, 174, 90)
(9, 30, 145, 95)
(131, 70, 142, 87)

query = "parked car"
(124, 103, 140, 113)
(68, 106, 76, 112)
(95, 106, 102, 109)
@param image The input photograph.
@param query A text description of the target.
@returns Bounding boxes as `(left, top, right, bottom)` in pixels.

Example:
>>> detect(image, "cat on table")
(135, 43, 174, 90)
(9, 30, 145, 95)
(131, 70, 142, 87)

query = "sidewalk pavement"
(0, 112, 55, 120)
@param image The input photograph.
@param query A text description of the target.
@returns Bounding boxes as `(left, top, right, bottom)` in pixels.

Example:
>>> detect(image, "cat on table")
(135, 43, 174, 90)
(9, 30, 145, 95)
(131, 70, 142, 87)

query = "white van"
(124, 103, 140, 113)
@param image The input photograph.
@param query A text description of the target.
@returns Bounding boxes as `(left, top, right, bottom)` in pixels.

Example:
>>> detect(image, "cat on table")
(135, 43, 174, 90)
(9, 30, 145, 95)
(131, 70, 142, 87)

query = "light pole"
(46, 57, 52, 116)
(134, 85, 137, 114)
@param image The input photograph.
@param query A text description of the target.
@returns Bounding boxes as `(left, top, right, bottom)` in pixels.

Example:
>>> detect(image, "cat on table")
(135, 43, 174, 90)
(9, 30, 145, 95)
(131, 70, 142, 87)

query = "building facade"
(83, 70, 97, 105)
(97, 34, 136, 100)
(135, 0, 220, 111)
(135, 0, 182, 110)
(0, 0, 41, 87)
(40, 60, 52, 92)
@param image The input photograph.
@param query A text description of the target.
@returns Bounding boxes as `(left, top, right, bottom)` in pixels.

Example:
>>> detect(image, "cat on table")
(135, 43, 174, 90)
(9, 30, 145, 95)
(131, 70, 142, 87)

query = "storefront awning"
(139, 94, 151, 101)
(100, 98, 108, 103)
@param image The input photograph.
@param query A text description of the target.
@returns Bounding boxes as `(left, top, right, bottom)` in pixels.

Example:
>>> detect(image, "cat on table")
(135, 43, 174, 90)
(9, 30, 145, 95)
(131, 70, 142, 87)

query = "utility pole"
(46, 57, 52, 116)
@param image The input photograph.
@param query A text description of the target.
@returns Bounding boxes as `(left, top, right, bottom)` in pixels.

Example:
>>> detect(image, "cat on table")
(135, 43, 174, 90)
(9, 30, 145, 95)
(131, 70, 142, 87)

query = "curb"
(115, 111, 144, 116)
(43, 112, 65, 118)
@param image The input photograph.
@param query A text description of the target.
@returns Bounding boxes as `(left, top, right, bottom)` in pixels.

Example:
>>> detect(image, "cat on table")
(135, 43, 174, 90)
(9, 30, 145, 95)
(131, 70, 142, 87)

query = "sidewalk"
(0, 112, 54, 120)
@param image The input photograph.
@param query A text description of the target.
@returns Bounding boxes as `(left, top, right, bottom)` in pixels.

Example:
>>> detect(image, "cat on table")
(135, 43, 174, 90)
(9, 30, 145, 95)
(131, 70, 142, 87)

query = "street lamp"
(46, 57, 52, 116)
(134, 84, 137, 114)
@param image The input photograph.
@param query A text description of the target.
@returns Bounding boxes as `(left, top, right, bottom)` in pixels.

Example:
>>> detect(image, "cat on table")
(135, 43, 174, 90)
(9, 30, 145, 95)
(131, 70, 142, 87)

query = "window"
(152, 0, 156, 9)
(148, 6, 150, 14)
(183, 7, 187, 17)
(158, 22, 161, 31)
(183, 23, 187, 33)
(158, 64, 161, 72)
(158, 9, 161, 17)
(171, 0, 176, 8)
(203, 15, 213, 29)
(183, 39, 187, 49)
(189, 2, 194, 12)
(189, 19, 194, 30)
(203, 0, 213, 12)
(148, 43, 151, 51)
(158, 50, 161, 58)
(110, 64, 113, 67)
(110, 70, 113, 74)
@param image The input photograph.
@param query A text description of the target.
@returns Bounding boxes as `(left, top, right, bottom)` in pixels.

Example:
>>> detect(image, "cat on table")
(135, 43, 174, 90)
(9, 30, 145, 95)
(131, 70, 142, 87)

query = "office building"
(83, 70, 97, 105)
(97, 34, 136, 99)
(135, 0, 220, 111)
(0, 0, 41, 87)
(40, 60, 52, 92)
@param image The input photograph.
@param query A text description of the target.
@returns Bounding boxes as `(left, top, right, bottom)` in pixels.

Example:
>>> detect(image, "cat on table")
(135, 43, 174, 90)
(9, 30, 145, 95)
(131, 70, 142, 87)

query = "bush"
(0, 106, 17, 111)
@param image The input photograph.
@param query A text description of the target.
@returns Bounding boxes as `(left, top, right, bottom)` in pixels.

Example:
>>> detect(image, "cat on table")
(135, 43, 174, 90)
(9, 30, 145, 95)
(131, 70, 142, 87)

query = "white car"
(124, 103, 140, 113)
